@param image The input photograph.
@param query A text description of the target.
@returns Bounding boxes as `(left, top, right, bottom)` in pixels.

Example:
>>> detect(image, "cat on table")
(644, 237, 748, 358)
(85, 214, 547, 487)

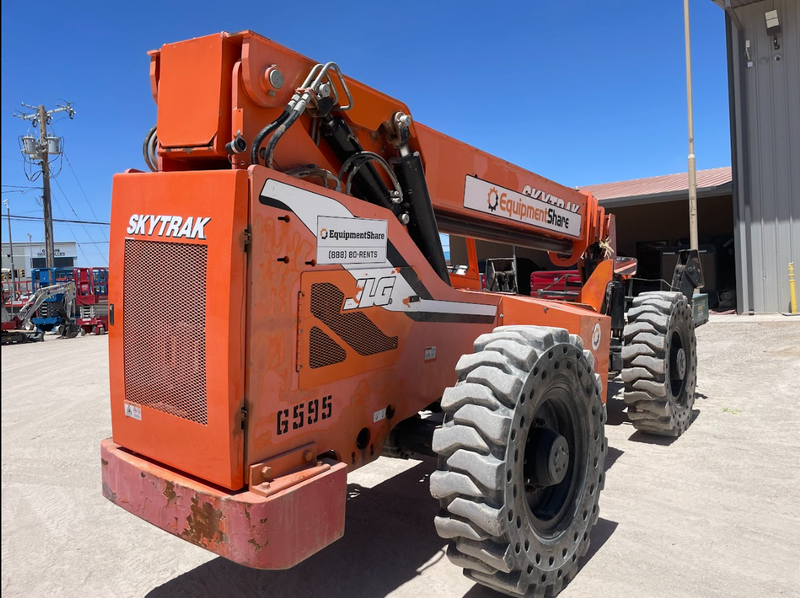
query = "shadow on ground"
(604, 446, 624, 471)
(627, 407, 701, 445)
(462, 517, 619, 598)
(146, 454, 621, 598)
(146, 459, 447, 598)
(605, 398, 629, 428)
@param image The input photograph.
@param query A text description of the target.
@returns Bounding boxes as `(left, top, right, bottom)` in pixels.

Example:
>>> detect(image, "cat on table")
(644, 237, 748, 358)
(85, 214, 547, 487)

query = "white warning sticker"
(124, 402, 142, 421)
(316, 216, 388, 265)
(373, 408, 387, 423)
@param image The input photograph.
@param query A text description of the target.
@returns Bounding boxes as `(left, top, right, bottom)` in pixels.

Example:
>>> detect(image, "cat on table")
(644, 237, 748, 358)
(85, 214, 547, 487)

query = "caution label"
(124, 402, 142, 421)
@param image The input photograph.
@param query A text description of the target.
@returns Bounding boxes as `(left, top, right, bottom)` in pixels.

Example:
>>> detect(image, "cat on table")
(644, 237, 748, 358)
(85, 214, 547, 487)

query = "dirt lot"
(2, 318, 799, 598)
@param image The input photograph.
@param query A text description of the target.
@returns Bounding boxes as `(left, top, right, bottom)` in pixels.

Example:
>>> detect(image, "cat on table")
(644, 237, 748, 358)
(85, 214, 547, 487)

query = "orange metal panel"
(578, 259, 614, 312)
(297, 269, 414, 388)
(108, 169, 248, 489)
(244, 169, 500, 472)
(498, 294, 611, 402)
(156, 34, 235, 150)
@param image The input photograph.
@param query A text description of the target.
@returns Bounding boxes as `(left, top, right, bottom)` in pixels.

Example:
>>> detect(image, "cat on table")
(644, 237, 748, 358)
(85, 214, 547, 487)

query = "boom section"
(147, 30, 606, 265)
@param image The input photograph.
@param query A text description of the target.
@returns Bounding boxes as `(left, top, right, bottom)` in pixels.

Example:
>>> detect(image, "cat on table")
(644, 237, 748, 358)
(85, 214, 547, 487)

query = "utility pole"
(683, 0, 699, 250)
(4, 199, 17, 318)
(13, 101, 76, 268)
(38, 105, 55, 267)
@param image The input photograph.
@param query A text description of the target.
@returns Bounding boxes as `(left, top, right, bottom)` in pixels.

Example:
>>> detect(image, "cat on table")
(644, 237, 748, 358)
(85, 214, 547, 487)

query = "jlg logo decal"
(343, 276, 397, 310)
(126, 215, 211, 240)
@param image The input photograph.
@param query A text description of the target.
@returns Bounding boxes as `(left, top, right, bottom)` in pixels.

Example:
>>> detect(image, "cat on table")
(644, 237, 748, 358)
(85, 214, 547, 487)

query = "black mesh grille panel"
(310, 282, 398, 356)
(123, 239, 208, 425)
(309, 326, 347, 369)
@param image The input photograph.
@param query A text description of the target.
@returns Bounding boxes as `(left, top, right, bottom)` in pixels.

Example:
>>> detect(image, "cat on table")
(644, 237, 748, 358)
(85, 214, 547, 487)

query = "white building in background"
(1, 242, 78, 280)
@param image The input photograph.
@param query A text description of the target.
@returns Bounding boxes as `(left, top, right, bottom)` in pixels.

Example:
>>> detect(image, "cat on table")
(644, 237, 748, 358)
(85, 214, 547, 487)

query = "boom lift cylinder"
(392, 151, 450, 284)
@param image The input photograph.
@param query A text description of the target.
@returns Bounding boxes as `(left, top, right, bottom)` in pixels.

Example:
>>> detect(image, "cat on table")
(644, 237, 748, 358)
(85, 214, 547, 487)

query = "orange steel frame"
(102, 30, 615, 570)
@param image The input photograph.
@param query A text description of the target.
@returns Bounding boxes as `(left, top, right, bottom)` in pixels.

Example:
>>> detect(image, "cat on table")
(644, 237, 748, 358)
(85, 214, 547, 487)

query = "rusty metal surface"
(100, 439, 346, 569)
(250, 463, 331, 499)
(248, 441, 317, 486)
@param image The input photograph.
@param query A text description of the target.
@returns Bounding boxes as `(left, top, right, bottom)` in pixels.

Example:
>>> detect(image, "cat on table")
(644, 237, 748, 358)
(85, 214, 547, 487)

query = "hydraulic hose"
(320, 116, 397, 212)
(142, 126, 157, 172)
(264, 109, 303, 169)
(250, 107, 291, 166)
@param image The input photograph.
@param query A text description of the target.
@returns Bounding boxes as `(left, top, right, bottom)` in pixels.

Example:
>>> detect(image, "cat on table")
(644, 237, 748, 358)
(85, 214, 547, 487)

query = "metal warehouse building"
(584, 0, 799, 314)
(581, 168, 737, 310)
(716, 0, 800, 313)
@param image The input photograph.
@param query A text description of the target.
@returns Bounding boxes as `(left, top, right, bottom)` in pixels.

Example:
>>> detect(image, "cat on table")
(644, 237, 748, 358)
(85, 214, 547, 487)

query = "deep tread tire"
(622, 291, 697, 437)
(431, 326, 606, 597)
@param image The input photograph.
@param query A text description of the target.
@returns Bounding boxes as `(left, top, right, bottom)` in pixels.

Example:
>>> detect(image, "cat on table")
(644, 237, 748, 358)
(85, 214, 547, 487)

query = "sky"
(1, 0, 731, 267)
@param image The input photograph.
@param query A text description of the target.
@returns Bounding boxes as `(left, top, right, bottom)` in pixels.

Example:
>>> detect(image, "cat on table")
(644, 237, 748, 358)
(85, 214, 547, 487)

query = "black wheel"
(622, 291, 697, 437)
(430, 326, 606, 597)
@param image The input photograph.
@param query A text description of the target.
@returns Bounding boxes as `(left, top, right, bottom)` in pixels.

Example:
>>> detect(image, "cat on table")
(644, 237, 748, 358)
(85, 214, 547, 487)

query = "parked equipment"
(74, 267, 109, 335)
(1, 282, 78, 344)
(30, 268, 76, 333)
(101, 32, 704, 597)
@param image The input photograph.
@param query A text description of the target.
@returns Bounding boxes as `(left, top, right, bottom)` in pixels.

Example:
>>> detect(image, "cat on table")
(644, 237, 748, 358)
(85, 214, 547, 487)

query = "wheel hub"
(675, 347, 686, 379)
(529, 428, 570, 487)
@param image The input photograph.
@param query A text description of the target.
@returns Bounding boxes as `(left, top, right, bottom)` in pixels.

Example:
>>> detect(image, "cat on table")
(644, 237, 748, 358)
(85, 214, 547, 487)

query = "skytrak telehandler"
(101, 31, 704, 597)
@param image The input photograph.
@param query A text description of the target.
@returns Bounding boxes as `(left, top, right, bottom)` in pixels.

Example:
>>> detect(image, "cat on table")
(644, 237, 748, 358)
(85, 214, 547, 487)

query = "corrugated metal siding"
(728, 0, 800, 313)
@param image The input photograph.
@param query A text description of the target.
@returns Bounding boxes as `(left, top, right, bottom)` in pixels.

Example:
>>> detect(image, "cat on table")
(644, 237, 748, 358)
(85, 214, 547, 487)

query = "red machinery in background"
(530, 270, 582, 300)
(73, 268, 109, 334)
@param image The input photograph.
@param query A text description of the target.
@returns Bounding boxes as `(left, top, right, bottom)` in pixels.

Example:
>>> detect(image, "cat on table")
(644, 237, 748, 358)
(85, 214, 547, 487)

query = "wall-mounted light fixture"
(765, 9, 781, 50)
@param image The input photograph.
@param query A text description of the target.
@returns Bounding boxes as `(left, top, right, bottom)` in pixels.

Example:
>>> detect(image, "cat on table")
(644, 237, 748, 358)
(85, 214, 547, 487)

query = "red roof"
(580, 166, 732, 202)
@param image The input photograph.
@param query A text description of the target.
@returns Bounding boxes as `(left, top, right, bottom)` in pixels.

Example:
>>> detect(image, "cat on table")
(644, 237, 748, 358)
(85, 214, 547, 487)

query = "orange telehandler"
(101, 31, 703, 597)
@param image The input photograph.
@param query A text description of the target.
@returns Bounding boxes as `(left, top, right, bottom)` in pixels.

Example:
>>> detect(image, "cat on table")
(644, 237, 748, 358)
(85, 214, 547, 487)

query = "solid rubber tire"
(622, 291, 697, 437)
(430, 326, 606, 597)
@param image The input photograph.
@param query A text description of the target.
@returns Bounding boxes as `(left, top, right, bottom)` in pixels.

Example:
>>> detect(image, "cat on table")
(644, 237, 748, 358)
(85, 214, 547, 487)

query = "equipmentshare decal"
(317, 215, 388, 265)
(463, 176, 582, 238)
(259, 179, 497, 322)
(592, 322, 602, 351)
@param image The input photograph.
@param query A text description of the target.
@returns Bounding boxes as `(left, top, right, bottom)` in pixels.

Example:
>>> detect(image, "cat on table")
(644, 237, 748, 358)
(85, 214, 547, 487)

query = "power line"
(52, 178, 104, 250)
(60, 149, 109, 243)
(2, 214, 110, 226)
(49, 193, 93, 266)
(50, 120, 109, 243)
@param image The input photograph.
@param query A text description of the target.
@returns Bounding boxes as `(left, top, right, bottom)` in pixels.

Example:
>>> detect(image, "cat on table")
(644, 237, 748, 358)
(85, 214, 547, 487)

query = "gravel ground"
(2, 318, 799, 598)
